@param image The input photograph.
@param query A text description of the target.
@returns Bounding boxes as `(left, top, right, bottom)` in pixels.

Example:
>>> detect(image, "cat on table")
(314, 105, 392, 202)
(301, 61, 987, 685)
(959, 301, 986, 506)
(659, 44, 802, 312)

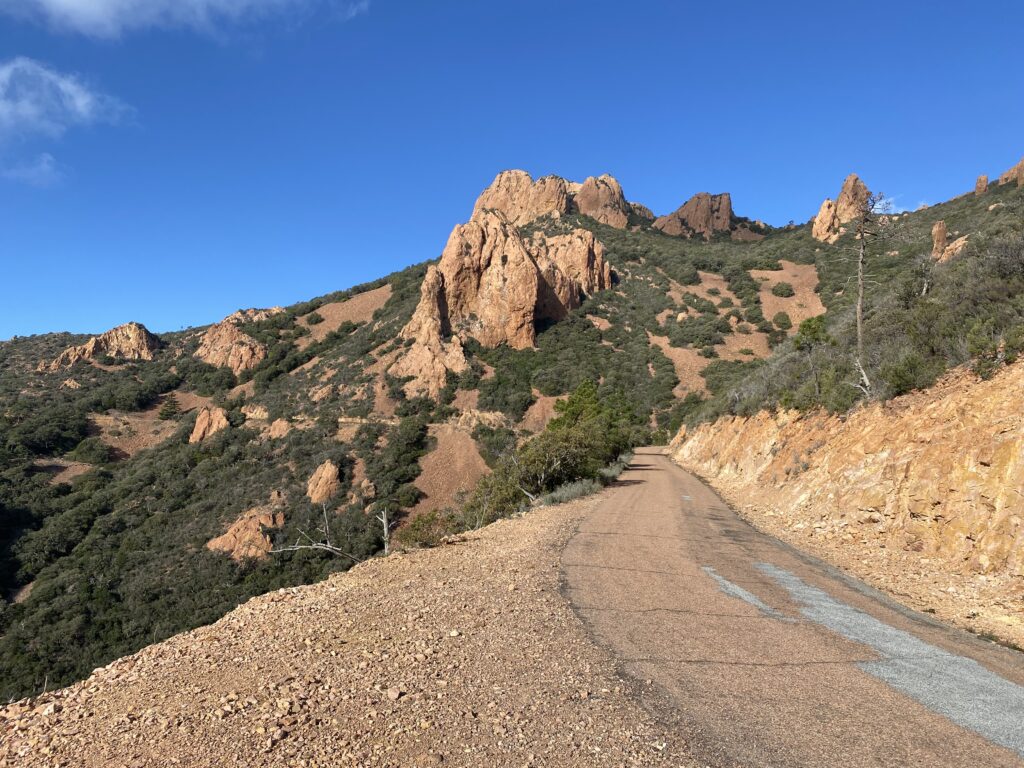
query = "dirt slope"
(671, 363, 1024, 648)
(1, 497, 686, 767)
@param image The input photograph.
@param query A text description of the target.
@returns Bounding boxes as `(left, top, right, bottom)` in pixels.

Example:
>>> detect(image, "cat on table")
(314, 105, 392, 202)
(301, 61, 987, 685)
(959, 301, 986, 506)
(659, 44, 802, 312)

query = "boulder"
(44, 322, 162, 370)
(975, 174, 988, 196)
(653, 192, 733, 239)
(206, 493, 286, 561)
(307, 460, 341, 504)
(189, 406, 230, 444)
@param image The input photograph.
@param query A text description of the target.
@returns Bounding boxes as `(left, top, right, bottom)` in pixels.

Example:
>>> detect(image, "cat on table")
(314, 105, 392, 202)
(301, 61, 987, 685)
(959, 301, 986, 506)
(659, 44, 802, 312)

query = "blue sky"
(1, 0, 1022, 339)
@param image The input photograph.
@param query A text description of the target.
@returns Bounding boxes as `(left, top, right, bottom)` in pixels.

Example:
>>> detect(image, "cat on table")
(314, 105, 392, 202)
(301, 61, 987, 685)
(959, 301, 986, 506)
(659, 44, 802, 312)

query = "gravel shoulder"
(1, 495, 690, 767)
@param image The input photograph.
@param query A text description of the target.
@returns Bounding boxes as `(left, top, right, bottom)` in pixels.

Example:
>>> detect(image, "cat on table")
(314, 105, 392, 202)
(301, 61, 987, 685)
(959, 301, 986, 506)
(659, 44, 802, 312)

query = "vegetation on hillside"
(1, 172, 1021, 701)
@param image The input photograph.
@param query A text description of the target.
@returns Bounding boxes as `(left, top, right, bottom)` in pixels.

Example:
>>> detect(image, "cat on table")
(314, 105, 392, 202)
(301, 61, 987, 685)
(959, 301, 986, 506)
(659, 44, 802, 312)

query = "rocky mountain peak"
(472, 169, 649, 230)
(42, 322, 162, 371)
(573, 174, 632, 228)
(811, 173, 871, 243)
(391, 208, 612, 396)
(472, 170, 572, 226)
(653, 192, 733, 239)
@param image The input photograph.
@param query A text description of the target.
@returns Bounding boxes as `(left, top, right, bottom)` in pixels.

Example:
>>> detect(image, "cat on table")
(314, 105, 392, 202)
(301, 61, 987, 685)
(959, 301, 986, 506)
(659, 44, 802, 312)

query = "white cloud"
(1, 152, 63, 186)
(0, 0, 370, 37)
(0, 57, 126, 141)
(0, 58, 126, 186)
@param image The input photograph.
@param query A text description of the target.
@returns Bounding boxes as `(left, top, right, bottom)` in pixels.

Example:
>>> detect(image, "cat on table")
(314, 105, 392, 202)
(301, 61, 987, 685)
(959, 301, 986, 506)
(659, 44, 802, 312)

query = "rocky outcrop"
(189, 406, 230, 444)
(195, 309, 281, 375)
(206, 492, 286, 561)
(671, 363, 1024, 577)
(811, 199, 840, 243)
(472, 170, 571, 225)
(931, 220, 969, 263)
(307, 460, 341, 504)
(43, 322, 162, 370)
(529, 230, 612, 322)
(931, 220, 948, 258)
(225, 307, 283, 324)
(975, 174, 988, 196)
(998, 157, 1024, 186)
(939, 235, 969, 263)
(573, 175, 631, 228)
(433, 210, 542, 349)
(629, 202, 655, 222)
(811, 173, 870, 243)
(472, 169, 648, 230)
(653, 192, 732, 239)
(388, 266, 469, 398)
(391, 210, 612, 396)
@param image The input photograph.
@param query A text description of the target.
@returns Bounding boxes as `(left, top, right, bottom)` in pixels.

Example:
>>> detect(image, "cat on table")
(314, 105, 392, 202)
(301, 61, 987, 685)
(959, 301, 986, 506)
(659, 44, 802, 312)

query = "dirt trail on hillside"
(1, 498, 688, 767)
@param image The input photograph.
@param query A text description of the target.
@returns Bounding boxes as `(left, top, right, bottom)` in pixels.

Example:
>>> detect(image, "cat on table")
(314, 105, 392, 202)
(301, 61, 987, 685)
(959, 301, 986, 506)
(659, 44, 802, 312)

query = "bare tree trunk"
(376, 505, 392, 556)
(855, 233, 872, 396)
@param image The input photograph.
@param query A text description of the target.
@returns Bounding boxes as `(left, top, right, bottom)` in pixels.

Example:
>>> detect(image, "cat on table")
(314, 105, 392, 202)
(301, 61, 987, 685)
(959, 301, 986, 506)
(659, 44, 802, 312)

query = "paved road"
(562, 448, 1024, 767)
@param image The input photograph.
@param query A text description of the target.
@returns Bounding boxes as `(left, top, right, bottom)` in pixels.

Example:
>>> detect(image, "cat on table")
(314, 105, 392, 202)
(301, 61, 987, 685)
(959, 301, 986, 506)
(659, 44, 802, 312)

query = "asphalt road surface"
(562, 448, 1024, 767)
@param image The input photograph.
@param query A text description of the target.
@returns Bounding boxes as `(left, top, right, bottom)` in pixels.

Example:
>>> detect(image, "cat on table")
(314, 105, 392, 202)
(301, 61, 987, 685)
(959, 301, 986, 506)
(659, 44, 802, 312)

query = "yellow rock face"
(671, 363, 1024, 577)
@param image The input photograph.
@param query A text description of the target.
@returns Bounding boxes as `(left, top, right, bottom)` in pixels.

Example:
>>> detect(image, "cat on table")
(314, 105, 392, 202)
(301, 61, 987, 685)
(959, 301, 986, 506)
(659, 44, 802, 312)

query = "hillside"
(2, 160, 1023, 700)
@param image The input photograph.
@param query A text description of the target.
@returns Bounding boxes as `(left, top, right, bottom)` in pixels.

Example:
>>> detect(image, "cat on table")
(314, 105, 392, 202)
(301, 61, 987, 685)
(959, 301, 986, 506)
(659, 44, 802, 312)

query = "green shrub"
(65, 437, 117, 465)
(306, 312, 325, 325)
(539, 479, 602, 506)
(773, 312, 793, 331)
(772, 282, 796, 297)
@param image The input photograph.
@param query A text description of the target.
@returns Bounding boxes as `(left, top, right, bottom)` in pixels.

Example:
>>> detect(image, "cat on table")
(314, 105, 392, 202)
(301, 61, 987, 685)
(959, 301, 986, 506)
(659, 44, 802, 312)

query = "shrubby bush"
(772, 282, 796, 297)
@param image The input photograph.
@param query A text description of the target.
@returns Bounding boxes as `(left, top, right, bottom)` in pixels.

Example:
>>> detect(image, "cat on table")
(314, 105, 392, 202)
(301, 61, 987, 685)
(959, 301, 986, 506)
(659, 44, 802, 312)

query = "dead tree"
(271, 503, 362, 563)
(849, 192, 894, 398)
(375, 504, 396, 556)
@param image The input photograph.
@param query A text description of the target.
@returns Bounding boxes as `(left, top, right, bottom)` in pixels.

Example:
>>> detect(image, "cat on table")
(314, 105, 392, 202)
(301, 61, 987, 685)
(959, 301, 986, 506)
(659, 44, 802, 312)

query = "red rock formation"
(44, 322, 162, 370)
(811, 173, 870, 243)
(206, 494, 286, 561)
(473, 169, 648, 230)
(931, 220, 948, 258)
(189, 406, 230, 444)
(975, 174, 988, 196)
(671, 363, 1024, 577)
(472, 170, 571, 225)
(307, 460, 341, 504)
(392, 210, 613, 396)
(388, 266, 469, 398)
(629, 202, 655, 222)
(529, 229, 612, 322)
(194, 308, 281, 375)
(997, 157, 1024, 186)
(653, 193, 733, 239)
(573, 174, 631, 228)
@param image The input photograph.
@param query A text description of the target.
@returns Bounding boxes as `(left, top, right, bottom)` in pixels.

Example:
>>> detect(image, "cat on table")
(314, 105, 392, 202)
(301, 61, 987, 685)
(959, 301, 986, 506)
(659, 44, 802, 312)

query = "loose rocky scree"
(0, 496, 688, 767)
